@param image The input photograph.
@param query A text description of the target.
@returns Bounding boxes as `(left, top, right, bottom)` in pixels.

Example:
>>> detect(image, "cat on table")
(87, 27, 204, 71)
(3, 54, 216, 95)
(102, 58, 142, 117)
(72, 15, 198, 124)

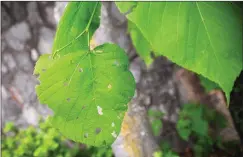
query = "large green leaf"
(35, 44, 136, 146)
(116, 2, 242, 104)
(117, 2, 154, 65)
(128, 21, 153, 66)
(52, 2, 101, 58)
(34, 54, 56, 75)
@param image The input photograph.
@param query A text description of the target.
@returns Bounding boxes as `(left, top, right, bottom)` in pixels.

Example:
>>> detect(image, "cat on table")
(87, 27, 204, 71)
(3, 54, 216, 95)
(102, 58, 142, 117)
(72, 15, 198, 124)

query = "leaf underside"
(116, 2, 243, 104)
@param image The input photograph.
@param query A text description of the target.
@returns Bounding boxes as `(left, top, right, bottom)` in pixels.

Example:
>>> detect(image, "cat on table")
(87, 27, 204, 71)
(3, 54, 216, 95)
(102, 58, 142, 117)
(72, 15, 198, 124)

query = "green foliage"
(148, 109, 164, 136)
(33, 1, 241, 154)
(151, 119, 163, 136)
(176, 104, 227, 157)
(154, 143, 179, 157)
(176, 118, 192, 141)
(148, 109, 164, 118)
(34, 2, 135, 147)
(35, 44, 135, 146)
(52, 2, 101, 58)
(2, 118, 113, 157)
(116, 2, 243, 104)
(3, 122, 16, 133)
(128, 21, 153, 66)
(199, 75, 220, 92)
(177, 104, 209, 140)
(153, 150, 163, 157)
(153, 148, 179, 157)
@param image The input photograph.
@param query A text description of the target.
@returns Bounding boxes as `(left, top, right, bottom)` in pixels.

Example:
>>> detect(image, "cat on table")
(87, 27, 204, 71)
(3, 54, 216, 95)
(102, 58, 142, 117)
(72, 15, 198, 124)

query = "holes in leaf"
(84, 133, 88, 138)
(82, 105, 86, 110)
(66, 98, 70, 102)
(111, 131, 117, 138)
(42, 69, 46, 72)
(79, 68, 83, 72)
(112, 122, 115, 127)
(97, 106, 103, 115)
(95, 128, 101, 134)
(108, 84, 112, 89)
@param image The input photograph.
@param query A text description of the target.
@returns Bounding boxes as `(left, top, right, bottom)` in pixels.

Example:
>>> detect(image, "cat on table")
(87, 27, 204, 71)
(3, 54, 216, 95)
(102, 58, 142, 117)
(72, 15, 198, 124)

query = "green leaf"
(52, 2, 101, 58)
(153, 150, 162, 157)
(148, 109, 164, 118)
(35, 44, 136, 146)
(128, 21, 153, 66)
(164, 151, 179, 157)
(151, 119, 163, 136)
(177, 104, 209, 139)
(3, 122, 15, 133)
(187, 105, 208, 136)
(34, 54, 55, 75)
(193, 120, 208, 137)
(199, 75, 220, 92)
(115, 2, 137, 13)
(116, 2, 243, 104)
(176, 119, 192, 141)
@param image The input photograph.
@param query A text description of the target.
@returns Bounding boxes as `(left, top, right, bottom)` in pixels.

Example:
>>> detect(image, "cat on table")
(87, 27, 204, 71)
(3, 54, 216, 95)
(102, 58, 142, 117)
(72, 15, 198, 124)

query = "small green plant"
(1, 118, 113, 157)
(148, 109, 164, 136)
(153, 143, 179, 157)
(176, 104, 226, 157)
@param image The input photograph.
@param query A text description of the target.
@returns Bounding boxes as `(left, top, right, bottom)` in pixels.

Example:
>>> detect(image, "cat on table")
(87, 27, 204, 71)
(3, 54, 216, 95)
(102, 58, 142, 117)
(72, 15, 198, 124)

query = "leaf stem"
(85, 2, 99, 31)
(52, 2, 99, 58)
(87, 30, 90, 51)
(52, 29, 87, 59)
(86, 2, 99, 51)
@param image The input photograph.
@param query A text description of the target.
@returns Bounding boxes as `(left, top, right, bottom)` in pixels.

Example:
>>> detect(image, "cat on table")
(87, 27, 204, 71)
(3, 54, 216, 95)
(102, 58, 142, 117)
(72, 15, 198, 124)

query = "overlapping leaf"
(52, 2, 101, 58)
(116, 2, 243, 104)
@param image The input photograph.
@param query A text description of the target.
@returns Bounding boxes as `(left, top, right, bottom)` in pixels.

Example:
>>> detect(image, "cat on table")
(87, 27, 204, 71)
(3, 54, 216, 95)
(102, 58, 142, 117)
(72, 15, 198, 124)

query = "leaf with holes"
(35, 2, 101, 82)
(52, 2, 101, 58)
(34, 54, 55, 75)
(116, 2, 242, 104)
(35, 44, 135, 146)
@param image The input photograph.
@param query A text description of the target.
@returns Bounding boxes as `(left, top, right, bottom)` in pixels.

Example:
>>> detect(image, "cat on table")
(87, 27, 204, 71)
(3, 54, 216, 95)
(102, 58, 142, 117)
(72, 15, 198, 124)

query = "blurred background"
(1, 2, 243, 157)
(2, 2, 66, 127)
